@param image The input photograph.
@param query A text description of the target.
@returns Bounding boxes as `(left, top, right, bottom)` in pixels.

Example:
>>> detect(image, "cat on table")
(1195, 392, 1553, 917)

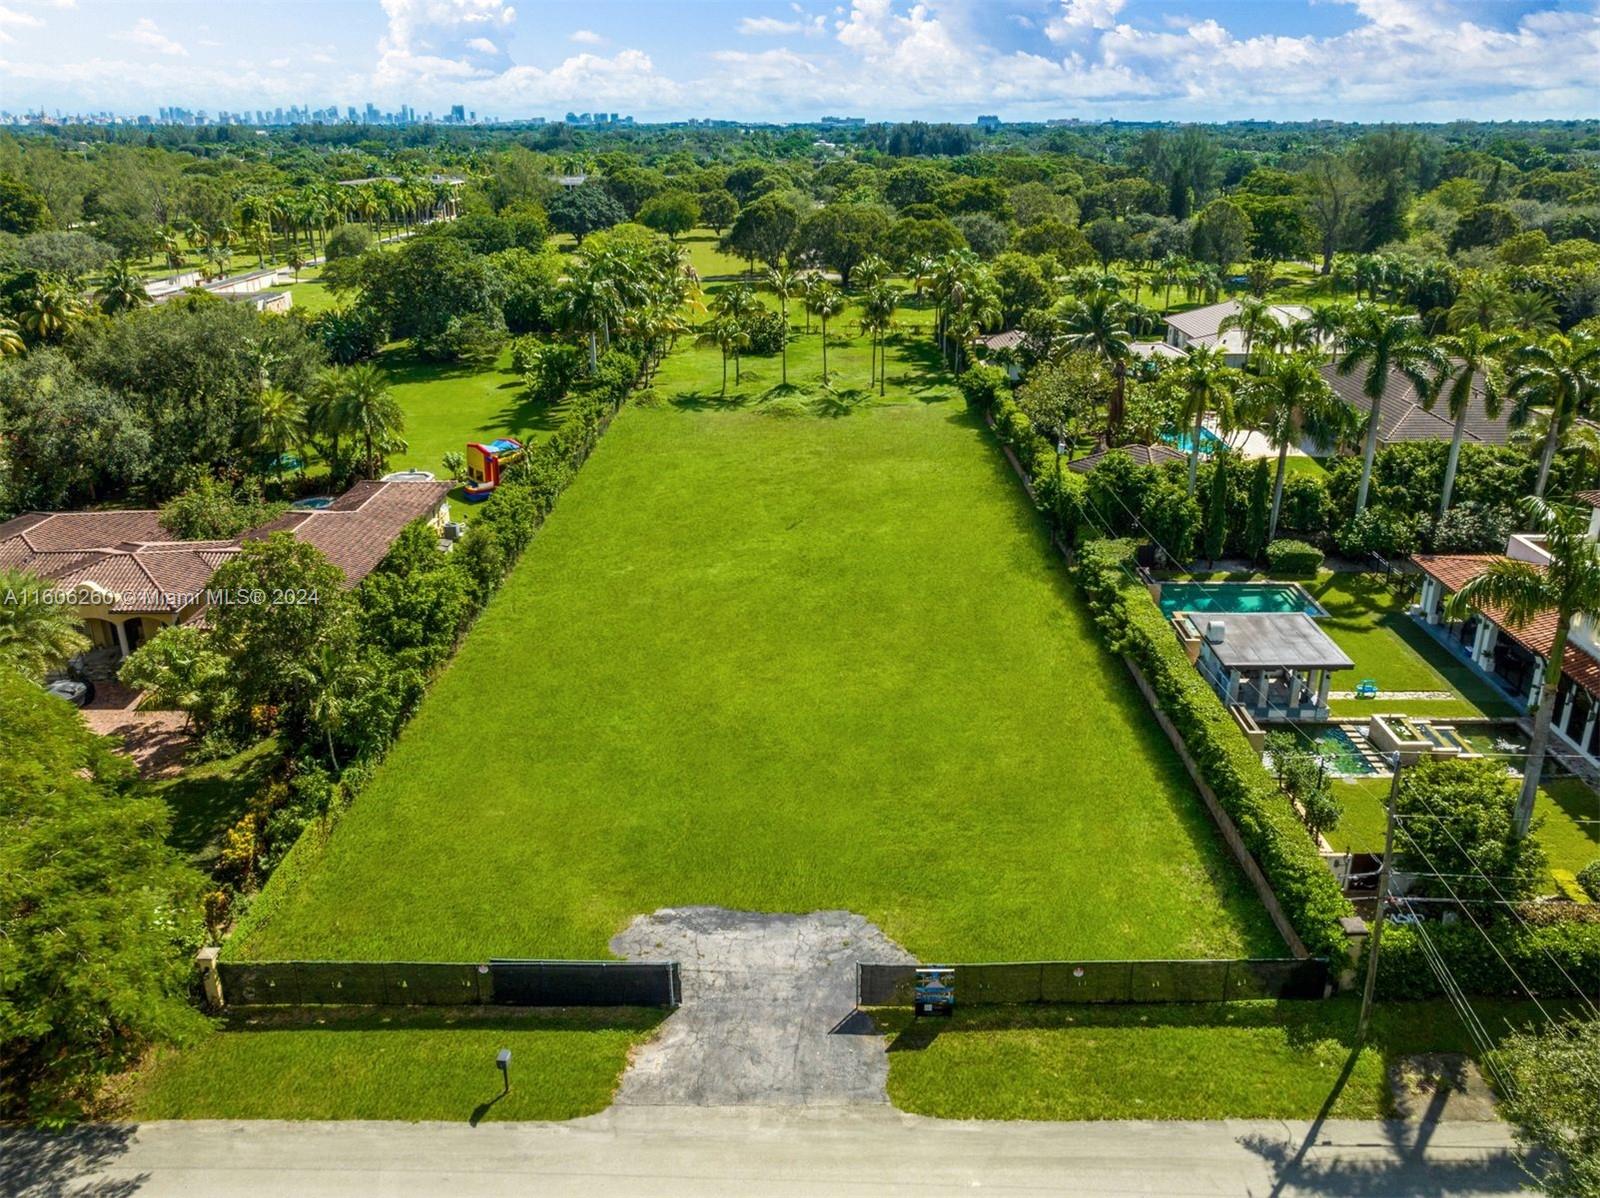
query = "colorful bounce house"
(463, 438, 524, 503)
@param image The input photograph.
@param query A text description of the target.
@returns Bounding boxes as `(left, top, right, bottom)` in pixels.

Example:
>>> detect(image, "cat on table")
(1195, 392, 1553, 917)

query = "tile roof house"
(1316, 363, 1514, 451)
(1066, 443, 1188, 473)
(1161, 299, 1313, 366)
(1415, 530, 1600, 763)
(1, 480, 451, 667)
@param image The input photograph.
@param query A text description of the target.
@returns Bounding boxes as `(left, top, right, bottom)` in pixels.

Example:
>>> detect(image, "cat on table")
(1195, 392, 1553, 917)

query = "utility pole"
(1357, 753, 1402, 1042)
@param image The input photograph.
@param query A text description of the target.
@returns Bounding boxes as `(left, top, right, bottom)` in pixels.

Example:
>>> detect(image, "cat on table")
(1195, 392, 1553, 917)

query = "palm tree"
(1175, 344, 1235, 496)
(860, 283, 899, 395)
(1450, 498, 1600, 837)
(1241, 352, 1348, 540)
(1055, 289, 1133, 433)
(809, 283, 846, 382)
(696, 314, 750, 395)
(1447, 275, 1510, 333)
(331, 363, 405, 479)
(307, 370, 350, 480)
(1218, 295, 1276, 370)
(1302, 302, 1352, 357)
(1508, 332, 1600, 498)
(559, 264, 623, 372)
(943, 272, 1001, 373)
(1335, 307, 1447, 514)
(0, 317, 24, 357)
(766, 266, 799, 386)
(0, 567, 88, 680)
(15, 278, 87, 344)
(1427, 327, 1513, 517)
(247, 386, 307, 483)
(97, 260, 148, 316)
(854, 254, 890, 290)
(1156, 253, 1186, 311)
(1504, 290, 1559, 336)
(711, 285, 759, 385)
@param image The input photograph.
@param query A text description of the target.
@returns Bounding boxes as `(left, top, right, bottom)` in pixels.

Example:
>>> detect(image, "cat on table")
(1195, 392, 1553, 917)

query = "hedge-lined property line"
(1375, 919, 1600, 1001)
(960, 374, 1355, 963)
(225, 351, 644, 954)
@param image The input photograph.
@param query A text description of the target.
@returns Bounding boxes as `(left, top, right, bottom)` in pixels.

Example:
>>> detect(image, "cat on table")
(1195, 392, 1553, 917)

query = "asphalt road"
(1, 1106, 1533, 1198)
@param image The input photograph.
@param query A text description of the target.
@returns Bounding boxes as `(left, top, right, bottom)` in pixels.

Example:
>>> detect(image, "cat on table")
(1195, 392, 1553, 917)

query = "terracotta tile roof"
(1067, 443, 1189, 473)
(1415, 553, 1600, 697)
(243, 480, 450, 586)
(1320, 363, 1514, 447)
(1574, 490, 1600, 510)
(2, 480, 449, 614)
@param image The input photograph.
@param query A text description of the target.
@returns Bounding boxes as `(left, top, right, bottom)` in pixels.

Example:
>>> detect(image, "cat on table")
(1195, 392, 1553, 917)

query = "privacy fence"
(857, 958, 1330, 1007)
(208, 957, 680, 1009)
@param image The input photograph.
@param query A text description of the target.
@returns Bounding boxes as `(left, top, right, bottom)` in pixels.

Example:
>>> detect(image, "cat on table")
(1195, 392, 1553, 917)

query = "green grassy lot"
(378, 345, 565, 479)
(233, 318, 1280, 964)
(880, 997, 1552, 1121)
(283, 264, 340, 315)
(1324, 774, 1598, 881)
(123, 1007, 660, 1122)
(1306, 574, 1518, 719)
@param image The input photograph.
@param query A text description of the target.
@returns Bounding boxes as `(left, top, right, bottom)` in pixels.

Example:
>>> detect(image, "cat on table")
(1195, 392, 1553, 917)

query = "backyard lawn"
(122, 1007, 660, 1122)
(1325, 773, 1598, 883)
(232, 316, 1281, 964)
(1306, 573, 1517, 719)
(879, 997, 1556, 1121)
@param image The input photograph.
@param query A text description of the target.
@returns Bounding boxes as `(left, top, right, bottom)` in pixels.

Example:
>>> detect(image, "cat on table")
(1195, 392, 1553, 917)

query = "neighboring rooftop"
(1319, 363, 1514, 447)
(1192, 612, 1355, 672)
(1130, 340, 1187, 360)
(243, 479, 452, 586)
(1162, 299, 1312, 346)
(975, 329, 1027, 352)
(1067, 443, 1187, 473)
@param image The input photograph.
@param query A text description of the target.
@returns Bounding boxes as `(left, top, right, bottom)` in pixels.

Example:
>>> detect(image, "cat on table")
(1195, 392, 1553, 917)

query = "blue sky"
(1, 1, 1596, 122)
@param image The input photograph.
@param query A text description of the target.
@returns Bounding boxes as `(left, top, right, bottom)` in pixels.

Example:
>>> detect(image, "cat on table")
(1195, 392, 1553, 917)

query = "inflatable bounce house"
(463, 438, 524, 503)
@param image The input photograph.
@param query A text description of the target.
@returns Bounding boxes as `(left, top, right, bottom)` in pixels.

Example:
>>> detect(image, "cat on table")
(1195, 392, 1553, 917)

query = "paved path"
(0, 1108, 1533, 1197)
(610, 907, 915, 1106)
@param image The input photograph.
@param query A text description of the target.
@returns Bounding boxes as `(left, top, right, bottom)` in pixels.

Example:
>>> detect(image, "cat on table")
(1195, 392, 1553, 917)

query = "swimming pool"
(1161, 427, 1228, 455)
(1313, 726, 1377, 776)
(1158, 581, 1327, 618)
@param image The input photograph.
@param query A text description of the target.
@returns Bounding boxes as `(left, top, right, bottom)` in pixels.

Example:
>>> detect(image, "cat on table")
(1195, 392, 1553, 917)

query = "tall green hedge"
(1073, 539, 1354, 960)
(1374, 919, 1600, 1001)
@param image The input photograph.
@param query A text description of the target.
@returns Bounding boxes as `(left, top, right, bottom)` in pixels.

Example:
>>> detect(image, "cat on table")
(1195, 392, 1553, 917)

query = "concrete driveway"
(610, 907, 915, 1106)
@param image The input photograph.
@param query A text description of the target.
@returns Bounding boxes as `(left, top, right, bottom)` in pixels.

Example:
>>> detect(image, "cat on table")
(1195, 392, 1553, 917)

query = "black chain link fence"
(857, 958, 1329, 1006)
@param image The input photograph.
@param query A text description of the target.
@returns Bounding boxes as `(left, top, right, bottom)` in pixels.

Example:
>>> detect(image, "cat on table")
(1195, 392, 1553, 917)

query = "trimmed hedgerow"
(1073, 539, 1354, 961)
(1373, 919, 1600, 1000)
(1266, 539, 1324, 578)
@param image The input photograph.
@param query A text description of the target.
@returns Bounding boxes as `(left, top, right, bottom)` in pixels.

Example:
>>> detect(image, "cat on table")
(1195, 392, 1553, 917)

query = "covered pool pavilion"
(1187, 612, 1355, 722)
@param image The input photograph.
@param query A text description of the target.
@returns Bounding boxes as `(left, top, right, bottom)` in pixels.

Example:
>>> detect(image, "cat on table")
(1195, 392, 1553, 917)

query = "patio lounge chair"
(1355, 678, 1379, 699)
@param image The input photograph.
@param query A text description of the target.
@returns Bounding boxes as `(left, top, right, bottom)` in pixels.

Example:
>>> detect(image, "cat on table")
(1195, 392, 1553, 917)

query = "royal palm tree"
(1508, 332, 1600, 498)
(1335, 306, 1447, 514)
(1218, 294, 1276, 370)
(97, 260, 148, 316)
(0, 567, 88, 680)
(247, 386, 307, 483)
(696, 313, 750, 396)
(1054, 289, 1133, 433)
(1427, 327, 1514, 517)
(1241, 352, 1349, 540)
(860, 283, 899, 395)
(766, 265, 799, 385)
(331, 363, 405, 479)
(710, 285, 759, 385)
(1450, 497, 1600, 837)
(1303, 301, 1353, 357)
(809, 283, 846, 381)
(1175, 344, 1235, 496)
(943, 270, 1001, 373)
(1156, 252, 1186, 311)
(559, 263, 623, 372)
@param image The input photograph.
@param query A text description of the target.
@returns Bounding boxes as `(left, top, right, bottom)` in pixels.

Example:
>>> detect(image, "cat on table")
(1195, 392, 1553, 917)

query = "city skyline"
(0, 0, 1596, 125)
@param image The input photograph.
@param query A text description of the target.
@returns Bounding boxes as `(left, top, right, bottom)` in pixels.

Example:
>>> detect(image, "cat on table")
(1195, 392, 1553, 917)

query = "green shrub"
(957, 364, 1008, 414)
(741, 307, 788, 356)
(1266, 539, 1324, 576)
(1374, 919, 1600, 999)
(1028, 447, 1086, 541)
(1073, 539, 1354, 960)
(1579, 860, 1600, 902)
(1334, 507, 1426, 558)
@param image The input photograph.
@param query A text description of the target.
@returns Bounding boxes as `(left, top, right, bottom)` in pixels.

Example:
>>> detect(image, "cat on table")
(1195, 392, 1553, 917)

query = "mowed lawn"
(237, 324, 1281, 964)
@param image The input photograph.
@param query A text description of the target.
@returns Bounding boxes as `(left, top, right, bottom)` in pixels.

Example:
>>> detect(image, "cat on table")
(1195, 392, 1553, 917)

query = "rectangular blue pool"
(1158, 581, 1327, 618)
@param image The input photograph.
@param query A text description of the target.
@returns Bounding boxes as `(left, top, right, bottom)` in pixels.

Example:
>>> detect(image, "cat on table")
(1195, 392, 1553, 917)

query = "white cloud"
(569, 28, 603, 44)
(1044, 0, 1125, 42)
(113, 17, 186, 57)
(0, 5, 43, 43)
(737, 14, 825, 36)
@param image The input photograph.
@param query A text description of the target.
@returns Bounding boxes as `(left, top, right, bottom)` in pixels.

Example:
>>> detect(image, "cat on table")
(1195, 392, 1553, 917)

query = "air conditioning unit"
(442, 521, 467, 542)
(1205, 620, 1226, 644)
